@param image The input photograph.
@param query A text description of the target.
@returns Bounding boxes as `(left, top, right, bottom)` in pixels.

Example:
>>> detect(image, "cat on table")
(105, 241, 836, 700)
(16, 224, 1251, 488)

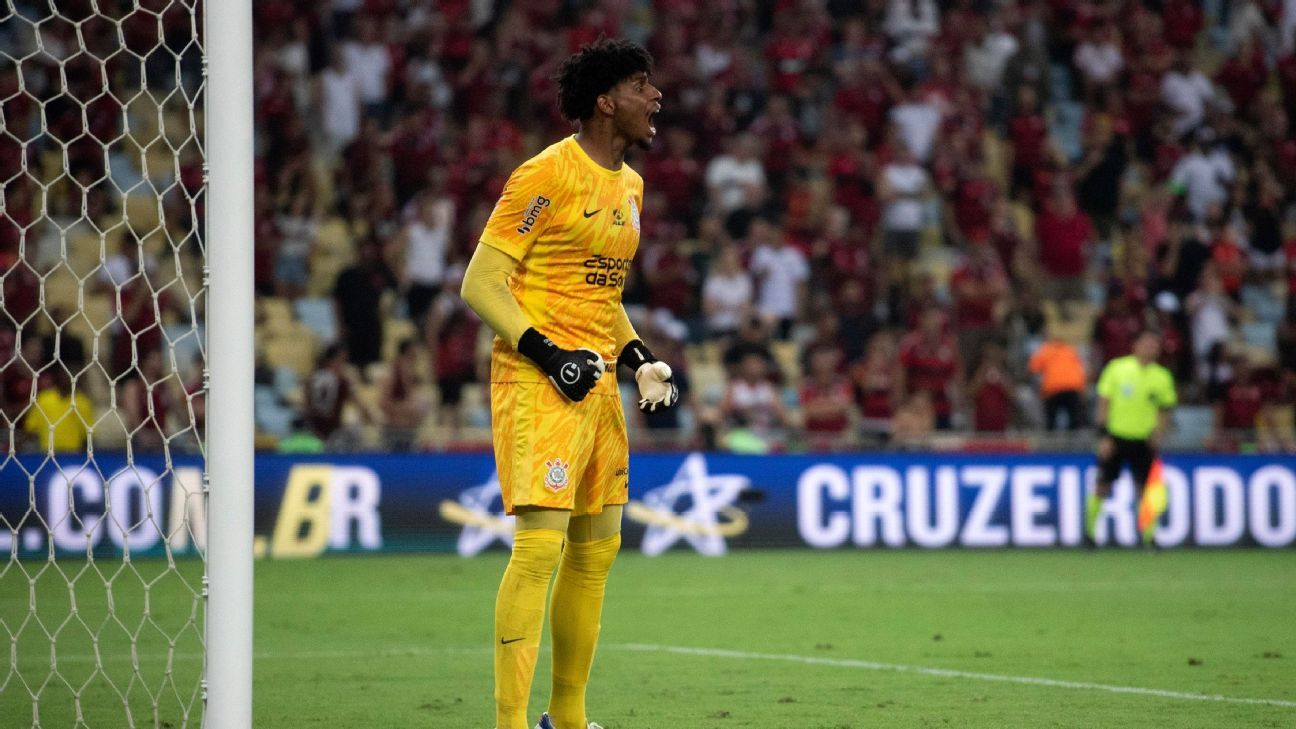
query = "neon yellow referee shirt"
(1096, 355, 1177, 440)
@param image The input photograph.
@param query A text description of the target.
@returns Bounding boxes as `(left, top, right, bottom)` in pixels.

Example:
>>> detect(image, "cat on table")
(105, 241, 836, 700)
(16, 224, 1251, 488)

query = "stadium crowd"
(2, 0, 1296, 454)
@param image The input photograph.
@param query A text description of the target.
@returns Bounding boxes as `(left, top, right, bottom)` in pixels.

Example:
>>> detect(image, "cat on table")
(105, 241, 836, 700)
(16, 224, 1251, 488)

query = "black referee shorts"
(1098, 436, 1156, 489)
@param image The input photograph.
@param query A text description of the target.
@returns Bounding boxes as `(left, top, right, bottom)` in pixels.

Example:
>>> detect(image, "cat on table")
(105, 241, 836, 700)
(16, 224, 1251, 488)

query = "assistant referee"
(1087, 329, 1178, 544)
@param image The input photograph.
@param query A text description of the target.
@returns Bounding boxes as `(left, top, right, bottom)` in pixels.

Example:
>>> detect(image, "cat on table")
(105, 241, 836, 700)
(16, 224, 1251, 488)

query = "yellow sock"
(495, 528, 565, 729)
(547, 533, 620, 729)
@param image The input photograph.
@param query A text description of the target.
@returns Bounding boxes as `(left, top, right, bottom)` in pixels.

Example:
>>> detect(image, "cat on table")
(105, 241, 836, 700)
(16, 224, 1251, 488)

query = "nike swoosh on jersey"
(583, 208, 601, 218)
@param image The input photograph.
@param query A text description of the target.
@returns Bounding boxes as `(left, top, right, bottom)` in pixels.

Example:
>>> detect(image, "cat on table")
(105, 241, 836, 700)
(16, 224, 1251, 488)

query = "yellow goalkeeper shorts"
(490, 381, 629, 516)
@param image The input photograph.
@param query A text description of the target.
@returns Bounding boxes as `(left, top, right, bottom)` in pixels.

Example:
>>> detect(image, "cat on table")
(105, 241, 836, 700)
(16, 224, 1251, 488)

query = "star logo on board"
(438, 472, 515, 557)
(627, 453, 750, 557)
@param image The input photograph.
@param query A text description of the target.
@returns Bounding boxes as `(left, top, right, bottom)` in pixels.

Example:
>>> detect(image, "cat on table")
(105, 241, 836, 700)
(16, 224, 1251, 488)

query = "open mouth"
(648, 105, 660, 136)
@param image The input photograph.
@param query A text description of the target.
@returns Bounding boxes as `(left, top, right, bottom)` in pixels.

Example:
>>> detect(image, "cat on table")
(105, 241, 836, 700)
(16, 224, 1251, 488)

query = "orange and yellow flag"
(1137, 458, 1168, 542)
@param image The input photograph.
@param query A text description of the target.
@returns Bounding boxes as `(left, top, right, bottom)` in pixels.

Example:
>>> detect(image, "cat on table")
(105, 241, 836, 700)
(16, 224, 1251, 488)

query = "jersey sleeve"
(479, 159, 560, 261)
(1155, 367, 1178, 408)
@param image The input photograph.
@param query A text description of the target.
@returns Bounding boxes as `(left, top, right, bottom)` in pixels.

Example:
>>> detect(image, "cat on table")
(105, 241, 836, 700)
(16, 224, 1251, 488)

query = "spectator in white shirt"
(879, 143, 931, 262)
(964, 14, 1020, 95)
(315, 48, 362, 157)
(1073, 24, 1123, 98)
(1170, 129, 1236, 221)
(702, 244, 755, 340)
(884, 0, 939, 67)
(1161, 51, 1225, 138)
(889, 84, 943, 163)
(747, 218, 809, 339)
(403, 42, 454, 110)
(398, 184, 454, 331)
(1187, 266, 1240, 382)
(343, 15, 391, 119)
(705, 132, 768, 217)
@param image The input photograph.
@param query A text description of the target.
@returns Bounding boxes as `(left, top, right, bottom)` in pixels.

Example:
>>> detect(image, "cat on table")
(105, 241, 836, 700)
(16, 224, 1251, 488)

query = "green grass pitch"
(3, 549, 1294, 728)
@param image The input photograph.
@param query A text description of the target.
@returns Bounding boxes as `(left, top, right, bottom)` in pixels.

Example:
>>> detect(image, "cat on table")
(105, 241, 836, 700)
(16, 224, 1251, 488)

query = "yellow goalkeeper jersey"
(479, 136, 643, 392)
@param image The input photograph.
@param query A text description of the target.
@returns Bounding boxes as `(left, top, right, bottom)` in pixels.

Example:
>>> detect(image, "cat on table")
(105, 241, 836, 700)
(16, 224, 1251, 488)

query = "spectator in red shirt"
(749, 94, 803, 191)
(1034, 187, 1094, 302)
(304, 343, 377, 449)
(851, 331, 902, 442)
(1162, 0, 1204, 50)
(800, 344, 853, 448)
(765, 10, 819, 94)
(1091, 287, 1144, 367)
(426, 271, 481, 436)
(122, 349, 176, 452)
(833, 59, 896, 145)
(814, 206, 873, 306)
(899, 307, 961, 430)
(1212, 354, 1262, 450)
(104, 256, 178, 379)
(640, 226, 698, 318)
(1005, 84, 1047, 197)
(644, 128, 703, 225)
(988, 199, 1025, 280)
(1206, 216, 1248, 300)
(949, 160, 998, 244)
(968, 341, 1014, 433)
(1216, 36, 1268, 117)
(1153, 292, 1192, 382)
(1, 335, 45, 429)
(378, 338, 431, 450)
(951, 238, 1010, 373)
(0, 259, 38, 340)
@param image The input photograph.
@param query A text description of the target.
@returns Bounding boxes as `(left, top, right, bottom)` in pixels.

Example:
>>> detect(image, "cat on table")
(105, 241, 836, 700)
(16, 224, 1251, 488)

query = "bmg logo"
(516, 195, 551, 234)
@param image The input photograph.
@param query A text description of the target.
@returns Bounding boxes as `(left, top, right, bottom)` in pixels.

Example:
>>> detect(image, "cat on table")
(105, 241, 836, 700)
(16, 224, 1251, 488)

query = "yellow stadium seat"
(125, 193, 162, 236)
(263, 334, 317, 378)
(383, 318, 417, 362)
(314, 217, 353, 257)
(772, 340, 801, 382)
(77, 293, 115, 333)
(688, 362, 727, 404)
(42, 268, 82, 313)
(258, 297, 295, 337)
(65, 228, 106, 277)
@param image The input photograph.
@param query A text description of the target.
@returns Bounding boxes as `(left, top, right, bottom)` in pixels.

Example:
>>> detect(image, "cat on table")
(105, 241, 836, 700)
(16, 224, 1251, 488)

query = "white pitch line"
(615, 643, 1296, 710)
(13, 643, 1296, 710)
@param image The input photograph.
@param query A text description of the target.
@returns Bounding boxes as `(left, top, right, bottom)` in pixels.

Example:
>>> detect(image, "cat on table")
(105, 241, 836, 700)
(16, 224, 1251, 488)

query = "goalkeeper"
(459, 38, 673, 729)
(1087, 330, 1177, 546)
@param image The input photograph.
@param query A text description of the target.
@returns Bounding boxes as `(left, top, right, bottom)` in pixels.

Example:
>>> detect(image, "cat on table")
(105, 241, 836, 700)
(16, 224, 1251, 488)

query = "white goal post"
(205, 0, 255, 727)
(0, 1, 253, 727)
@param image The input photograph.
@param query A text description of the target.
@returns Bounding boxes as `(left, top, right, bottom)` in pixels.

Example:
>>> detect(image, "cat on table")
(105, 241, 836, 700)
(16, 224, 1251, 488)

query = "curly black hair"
(554, 37, 654, 123)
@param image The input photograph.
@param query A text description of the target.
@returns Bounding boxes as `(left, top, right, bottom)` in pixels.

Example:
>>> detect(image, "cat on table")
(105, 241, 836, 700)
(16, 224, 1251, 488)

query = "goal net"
(0, 1, 216, 726)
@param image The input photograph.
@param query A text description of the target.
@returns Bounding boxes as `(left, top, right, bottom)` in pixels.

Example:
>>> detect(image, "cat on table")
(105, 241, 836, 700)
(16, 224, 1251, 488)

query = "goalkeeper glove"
(517, 328, 604, 402)
(619, 339, 679, 413)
